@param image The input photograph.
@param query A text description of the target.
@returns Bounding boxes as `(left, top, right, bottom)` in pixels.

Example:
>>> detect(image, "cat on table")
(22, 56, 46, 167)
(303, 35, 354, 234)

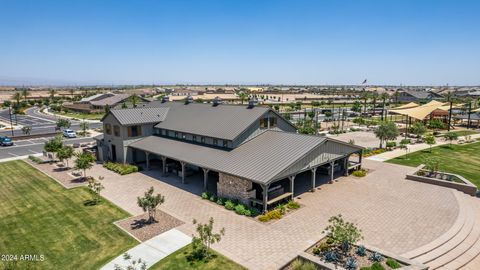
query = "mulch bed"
(25, 159, 86, 189)
(116, 210, 184, 242)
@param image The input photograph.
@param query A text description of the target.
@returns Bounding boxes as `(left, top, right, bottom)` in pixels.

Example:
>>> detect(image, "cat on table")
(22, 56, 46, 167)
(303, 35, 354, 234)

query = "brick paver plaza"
(89, 159, 459, 269)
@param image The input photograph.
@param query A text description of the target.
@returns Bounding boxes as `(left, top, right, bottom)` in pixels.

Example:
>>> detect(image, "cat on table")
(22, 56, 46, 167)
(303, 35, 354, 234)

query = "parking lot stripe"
(28, 149, 40, 154)
(8, 152, 19, 157)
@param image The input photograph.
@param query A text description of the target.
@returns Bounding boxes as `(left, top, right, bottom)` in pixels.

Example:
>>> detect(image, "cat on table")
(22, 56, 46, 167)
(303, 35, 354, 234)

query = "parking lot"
(0, 108, 55, 127)
(0, 137, 94, 160)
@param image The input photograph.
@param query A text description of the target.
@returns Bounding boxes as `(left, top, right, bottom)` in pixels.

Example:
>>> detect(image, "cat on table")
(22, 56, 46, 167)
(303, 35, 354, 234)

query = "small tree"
(400, 139, 410, 159)
(410, 122, 427, 141)
(56, 118, 71, 130)
(374, 121, 399, 148)
(424, 134, 436, 152)
(88, 176, 104, 204)
(114, 253, 147, 270)
(80, 121, 89, 136)
(443, 132, 458, 147)
(44, 136, 63, 155)
(56, 145, 75, 167)
(74, 152, 96, 179)
(351, 101, 362, 113)
(137, 187, 165, 224)
(323, 214, 363, 253)
(424, 157, 440, 175)
(191, 217, 225, 260)
(21, 126, 32, 136)
(427, 119, 445, 132)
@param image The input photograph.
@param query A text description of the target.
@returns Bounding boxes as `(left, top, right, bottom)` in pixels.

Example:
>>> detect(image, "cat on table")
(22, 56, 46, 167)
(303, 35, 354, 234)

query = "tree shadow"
(83, 199, 100, 206)
(130, 218, 157, 230)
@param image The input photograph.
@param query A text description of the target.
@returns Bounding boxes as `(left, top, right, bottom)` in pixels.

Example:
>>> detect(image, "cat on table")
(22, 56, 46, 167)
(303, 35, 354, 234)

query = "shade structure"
(393, 102, 419, 110)
(390, 100, 447, 120)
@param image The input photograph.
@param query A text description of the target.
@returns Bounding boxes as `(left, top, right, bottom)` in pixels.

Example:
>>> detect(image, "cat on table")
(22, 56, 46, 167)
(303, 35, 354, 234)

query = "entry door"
(111, 144, 117, 162)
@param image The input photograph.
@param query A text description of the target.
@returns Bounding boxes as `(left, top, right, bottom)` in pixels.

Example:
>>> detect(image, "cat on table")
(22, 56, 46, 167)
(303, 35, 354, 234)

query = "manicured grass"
(150, 244, 246, 270)
(387, 142, 480, 187)
(55, 110, 104, 120)
(440, 130, 478, 137)
(0, 161, 137, 269)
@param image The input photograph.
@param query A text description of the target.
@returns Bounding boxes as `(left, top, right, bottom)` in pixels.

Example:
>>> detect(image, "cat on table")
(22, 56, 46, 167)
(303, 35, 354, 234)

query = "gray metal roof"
(150, 102, 271, 140)
(90, 94, 131, 106)
(129, 130, 362, 185)
(109, 107, 170, 125)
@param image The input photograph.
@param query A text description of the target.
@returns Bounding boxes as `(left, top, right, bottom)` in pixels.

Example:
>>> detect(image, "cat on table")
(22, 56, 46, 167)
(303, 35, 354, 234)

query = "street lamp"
(8, 106, 14, 137)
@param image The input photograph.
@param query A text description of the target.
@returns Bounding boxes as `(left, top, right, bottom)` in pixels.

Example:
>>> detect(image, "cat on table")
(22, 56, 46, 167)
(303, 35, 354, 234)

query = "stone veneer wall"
(217, 173, 253, 205)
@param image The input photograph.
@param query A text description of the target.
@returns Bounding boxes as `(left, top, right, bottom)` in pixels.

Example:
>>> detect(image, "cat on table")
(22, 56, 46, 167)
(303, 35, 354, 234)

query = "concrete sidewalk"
(101, 229, 191, 270)
(366, 133, 480, 161)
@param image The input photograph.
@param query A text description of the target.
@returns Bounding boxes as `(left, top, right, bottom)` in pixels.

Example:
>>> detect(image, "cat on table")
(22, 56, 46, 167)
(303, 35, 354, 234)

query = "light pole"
(8, 106, 14, 137)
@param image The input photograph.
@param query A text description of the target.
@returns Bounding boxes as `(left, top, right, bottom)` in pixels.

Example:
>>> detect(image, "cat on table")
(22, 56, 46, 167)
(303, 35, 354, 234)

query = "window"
(260, 118, 268, 129)
(175, 132, 179, 138)
(105, 124, 112, 135)
(113, 125, 120, 137)
(193, 135, 197, 141)
(269, 117, 277, 127)
(223, 140, 228, 147)
(200, 137, 205, 143)
(213, 139, 218, 145)
(127, 125, 142, 137)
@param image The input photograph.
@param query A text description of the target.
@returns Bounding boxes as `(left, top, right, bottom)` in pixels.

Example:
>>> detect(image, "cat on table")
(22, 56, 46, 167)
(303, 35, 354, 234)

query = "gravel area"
(116, 210, 184, 242)
(25, 159, 87, 189)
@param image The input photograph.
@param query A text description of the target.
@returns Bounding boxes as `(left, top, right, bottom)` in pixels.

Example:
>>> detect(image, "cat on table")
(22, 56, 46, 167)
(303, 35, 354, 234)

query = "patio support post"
(180, 161, 186, 184)
(202, 168, 209, 191)
(289, 175, 296, 199)
(262, 184, 268, 213)
(161, 156, 167, 176)
(329, 161, 335, 183)
(145, 152, 150, 171)
(310, 167, 317, 192)
(343, 156, 349, 176)
(358, 151, 363, 169)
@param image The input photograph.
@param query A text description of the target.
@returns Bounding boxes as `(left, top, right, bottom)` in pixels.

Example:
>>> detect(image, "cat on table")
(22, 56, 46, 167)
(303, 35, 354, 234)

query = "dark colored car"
(0, 136, 14, 146)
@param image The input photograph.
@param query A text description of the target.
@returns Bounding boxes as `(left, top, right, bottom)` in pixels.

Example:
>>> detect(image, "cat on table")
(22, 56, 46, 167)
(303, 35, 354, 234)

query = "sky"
(0, 0, 479, 86)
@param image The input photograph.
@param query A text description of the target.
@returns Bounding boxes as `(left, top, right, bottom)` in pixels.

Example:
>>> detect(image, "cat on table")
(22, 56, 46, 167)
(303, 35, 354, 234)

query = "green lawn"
(440, 130, 478, 137)
(54, 110, 104, 120)
(0, 161, 137, 269)
(150, 244, 246, 270)
(387, 142, 480, 187)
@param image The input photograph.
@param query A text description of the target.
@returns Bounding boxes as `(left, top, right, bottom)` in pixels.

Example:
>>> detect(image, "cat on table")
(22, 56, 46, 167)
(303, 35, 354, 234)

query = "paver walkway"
(101, 229, 191, 270)
(367, 133, 480, 161)
(89, 159, 459, 269)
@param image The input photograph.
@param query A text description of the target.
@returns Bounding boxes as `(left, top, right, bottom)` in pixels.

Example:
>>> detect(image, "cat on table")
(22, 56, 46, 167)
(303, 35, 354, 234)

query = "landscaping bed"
(26, 159, 87, 189)
(200, 191, 260, 217)
(116, 210, 184, 242)
(103, 161, 141, 175)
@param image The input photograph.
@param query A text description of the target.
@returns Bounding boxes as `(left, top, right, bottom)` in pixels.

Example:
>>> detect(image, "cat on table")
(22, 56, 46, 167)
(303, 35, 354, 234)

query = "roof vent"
(212, 96, 222, 106)
(161, 96, 169, 103)
(185, 95, 194, 105)
(247, 98, 257, 109)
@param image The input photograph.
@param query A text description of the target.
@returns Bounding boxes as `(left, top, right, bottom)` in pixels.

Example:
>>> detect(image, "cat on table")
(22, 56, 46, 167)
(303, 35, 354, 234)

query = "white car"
(63, 129, 77, 138)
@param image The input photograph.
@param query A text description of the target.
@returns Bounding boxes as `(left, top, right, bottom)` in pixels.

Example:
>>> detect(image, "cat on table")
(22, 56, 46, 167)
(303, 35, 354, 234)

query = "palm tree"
(130, 94, 139, 108)
(371, 91, 379, 116)
(49, 89, 56, 101)
(393, 90, 400, 107)
(445, 92, 455, 131)
(238, 92, 248, 104)
(21, 88, 30, 101)
(380, 92, 390, 121)
(12, 92, 22, 106)
(69, 89, 75, 100)
(360, 91, 370, 115)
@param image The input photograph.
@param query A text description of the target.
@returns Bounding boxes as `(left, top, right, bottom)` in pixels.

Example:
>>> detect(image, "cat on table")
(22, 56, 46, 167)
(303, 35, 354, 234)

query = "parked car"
(0, 136, 14, 146)
(63, 129, 77, 138)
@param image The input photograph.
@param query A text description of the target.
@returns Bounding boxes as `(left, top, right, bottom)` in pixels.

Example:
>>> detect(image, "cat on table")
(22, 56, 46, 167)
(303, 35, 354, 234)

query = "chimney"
(212, 96, 222, 106)
(185, 95, 193, 104)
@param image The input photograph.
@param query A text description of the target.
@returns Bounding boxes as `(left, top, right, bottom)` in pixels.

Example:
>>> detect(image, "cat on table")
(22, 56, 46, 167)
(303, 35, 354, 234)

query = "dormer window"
(269, 117, 277, 127)
(260, 118, 268, 129)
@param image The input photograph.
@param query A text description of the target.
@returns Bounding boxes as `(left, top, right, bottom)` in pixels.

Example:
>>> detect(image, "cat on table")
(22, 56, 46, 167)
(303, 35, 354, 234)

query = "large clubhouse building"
(96, 98, 363, 212)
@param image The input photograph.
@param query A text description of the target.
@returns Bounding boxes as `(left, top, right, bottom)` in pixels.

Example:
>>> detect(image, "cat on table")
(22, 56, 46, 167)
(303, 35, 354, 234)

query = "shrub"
(345, 257, 358, 270)
(323, 214, 363, 248)
(224, 200, 235, 210)
(291, 258, 317, 270)
(370, 262, 385, 270)
(356, 245, 367, 257)
(258, 209, 283, 222)
(201, 191, 211, 200)
(243, 209, 252, 217)
(324, 250, 338, 263)
(234, 204, 247, 215)
(369, 252, 383, 262)
(313, 242, 330, 255)
(103, 162, 139, 175)
(275, 204, 286, 214)
(352, 169, 367, 177)
(209, 194, 216, 202)
(28, 155, 44, 164)
(216, 198, 224, 205)
(386, 258, 401, 269)
(286, 200, 301, 209)
(386, 141, 396, 148)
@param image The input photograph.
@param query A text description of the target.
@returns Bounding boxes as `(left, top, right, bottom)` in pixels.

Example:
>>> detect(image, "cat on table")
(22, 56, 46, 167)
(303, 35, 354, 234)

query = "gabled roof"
(90, 94, 131, 106)
(393, 102, 419, 110)
(150, 102, 273, 140)
(106, 107, 170, 125)
(129, 130, 362, 185)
